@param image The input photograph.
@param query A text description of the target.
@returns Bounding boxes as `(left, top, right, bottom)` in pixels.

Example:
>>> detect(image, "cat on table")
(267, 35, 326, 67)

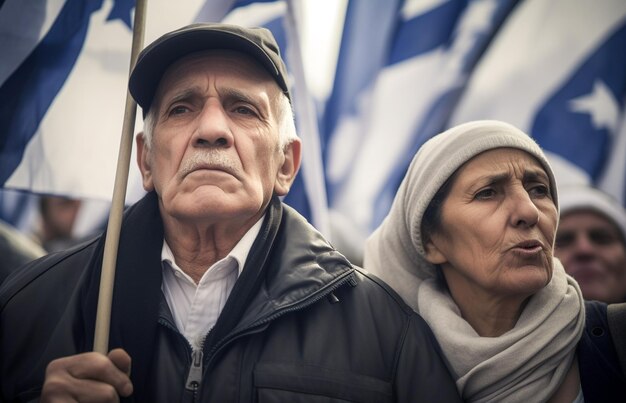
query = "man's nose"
(192, 99, 234, 148)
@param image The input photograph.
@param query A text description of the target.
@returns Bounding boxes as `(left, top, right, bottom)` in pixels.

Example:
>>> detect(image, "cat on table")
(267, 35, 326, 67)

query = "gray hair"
(140, 92, 298, 151)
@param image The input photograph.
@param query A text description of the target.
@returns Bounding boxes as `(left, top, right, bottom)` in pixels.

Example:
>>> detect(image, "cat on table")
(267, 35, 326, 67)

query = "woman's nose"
(509, 188, 540, 228)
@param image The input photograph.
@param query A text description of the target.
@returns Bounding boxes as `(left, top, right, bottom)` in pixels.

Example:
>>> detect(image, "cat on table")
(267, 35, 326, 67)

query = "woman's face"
(424, 148, 558, 302)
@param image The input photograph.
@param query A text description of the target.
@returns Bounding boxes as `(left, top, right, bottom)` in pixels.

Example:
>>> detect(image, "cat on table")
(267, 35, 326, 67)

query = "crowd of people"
(0, 22, 624, 402)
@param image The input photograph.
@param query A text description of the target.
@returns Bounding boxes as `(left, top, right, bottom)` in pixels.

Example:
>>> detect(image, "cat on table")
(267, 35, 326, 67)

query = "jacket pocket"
(254, 362, 392, 403)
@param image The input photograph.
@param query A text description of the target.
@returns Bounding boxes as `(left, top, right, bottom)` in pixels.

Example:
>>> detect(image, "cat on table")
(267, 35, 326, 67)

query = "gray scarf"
(418, 260, 584, 402)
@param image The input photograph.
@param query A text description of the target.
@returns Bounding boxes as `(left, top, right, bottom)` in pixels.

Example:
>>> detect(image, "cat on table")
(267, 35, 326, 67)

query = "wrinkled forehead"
(464, 147, 544, 170)
(153, 49, 280, 108)
(452, 148, 550, 186)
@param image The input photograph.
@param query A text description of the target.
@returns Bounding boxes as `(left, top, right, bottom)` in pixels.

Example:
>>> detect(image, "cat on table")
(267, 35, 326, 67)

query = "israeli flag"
(323, 0, 625, 260)
(0, 0, 219, 198)
(450, 0, 626, 203)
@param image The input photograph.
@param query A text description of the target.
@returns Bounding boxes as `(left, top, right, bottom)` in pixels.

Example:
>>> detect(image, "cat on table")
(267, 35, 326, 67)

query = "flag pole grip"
(93, 0, 147, 354)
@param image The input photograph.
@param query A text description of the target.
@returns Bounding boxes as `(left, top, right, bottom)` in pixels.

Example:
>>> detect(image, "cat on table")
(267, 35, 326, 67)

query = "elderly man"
(555, 185, 626, 304)
(0, 23, 459, 402)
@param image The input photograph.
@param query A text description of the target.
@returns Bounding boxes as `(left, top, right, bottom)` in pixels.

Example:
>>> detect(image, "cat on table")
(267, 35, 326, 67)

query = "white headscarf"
(364, 120, 585, 402)
(559, 184, 626, 242)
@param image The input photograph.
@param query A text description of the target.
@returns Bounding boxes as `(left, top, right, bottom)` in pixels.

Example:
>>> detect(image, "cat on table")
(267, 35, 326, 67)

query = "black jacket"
(577, 301, 626, 402)
(0, 192, 460, 402)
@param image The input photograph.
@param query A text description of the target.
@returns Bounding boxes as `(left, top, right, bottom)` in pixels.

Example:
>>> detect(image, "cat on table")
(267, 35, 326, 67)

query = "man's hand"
(41, 348, 133, 402)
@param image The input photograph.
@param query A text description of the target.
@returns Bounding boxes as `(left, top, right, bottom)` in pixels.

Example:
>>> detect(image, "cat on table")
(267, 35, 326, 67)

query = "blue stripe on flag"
(232, 0, 278, 7)
(0, 0, 104, 186)
(388, 0, 466, 65)
(322, 0, 402, 155)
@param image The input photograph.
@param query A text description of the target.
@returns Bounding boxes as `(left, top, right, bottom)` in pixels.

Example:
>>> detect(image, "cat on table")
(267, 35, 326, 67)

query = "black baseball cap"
(129, 22, 290, 115)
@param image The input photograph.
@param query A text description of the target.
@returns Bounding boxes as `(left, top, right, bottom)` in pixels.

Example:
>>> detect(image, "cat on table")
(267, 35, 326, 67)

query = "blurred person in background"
(36, 195, 83, 252)
(555, 185, 626, 304)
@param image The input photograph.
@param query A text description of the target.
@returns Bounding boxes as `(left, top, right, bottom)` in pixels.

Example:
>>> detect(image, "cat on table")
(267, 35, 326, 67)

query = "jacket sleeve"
(393, 313, 462, 402)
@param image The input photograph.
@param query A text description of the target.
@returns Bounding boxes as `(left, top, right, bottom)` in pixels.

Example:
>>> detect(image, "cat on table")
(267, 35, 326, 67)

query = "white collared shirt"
(161, 217, 264, 350)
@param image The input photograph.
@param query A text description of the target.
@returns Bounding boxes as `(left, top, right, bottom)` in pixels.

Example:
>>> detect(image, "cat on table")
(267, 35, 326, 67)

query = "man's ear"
(424, 237, 448, 265)
(136, 132, 155, 192)
(274, 138, 302, 196)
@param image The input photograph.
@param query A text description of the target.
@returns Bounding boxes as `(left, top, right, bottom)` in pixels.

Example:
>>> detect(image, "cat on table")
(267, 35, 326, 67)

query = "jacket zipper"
(185, 333, 207, 402)
(185, 347, 203, 398)
(158, 317, 204, 401)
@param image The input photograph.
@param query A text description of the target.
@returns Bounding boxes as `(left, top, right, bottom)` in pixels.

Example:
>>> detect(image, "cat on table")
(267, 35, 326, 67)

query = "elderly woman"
(364, 121, 625, 402)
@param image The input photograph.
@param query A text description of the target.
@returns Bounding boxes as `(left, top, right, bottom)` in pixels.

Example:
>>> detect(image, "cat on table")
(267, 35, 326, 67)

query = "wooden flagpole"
(93, 0, 147, 354)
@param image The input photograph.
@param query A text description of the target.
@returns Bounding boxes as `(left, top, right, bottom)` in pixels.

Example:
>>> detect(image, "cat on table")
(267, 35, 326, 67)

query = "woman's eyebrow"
(474, 173, 509, 186)
(523, 169, 549, 182)
(474, 168, 548, 185)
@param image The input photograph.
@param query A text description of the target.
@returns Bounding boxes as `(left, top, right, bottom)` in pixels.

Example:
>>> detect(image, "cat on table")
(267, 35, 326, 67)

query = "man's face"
(137, 50, 299, 226)
(555, 210, 626, 303)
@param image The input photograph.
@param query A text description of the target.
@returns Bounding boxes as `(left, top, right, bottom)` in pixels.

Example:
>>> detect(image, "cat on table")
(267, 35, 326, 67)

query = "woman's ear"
(424, 237, 448, 265)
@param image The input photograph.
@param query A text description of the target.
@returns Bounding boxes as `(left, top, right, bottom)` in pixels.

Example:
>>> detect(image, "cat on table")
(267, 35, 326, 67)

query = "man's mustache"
(180, 151, 240, 177)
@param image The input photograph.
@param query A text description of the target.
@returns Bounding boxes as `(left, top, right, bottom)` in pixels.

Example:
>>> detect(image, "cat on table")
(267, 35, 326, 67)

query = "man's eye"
(234, 105, 256, 116)
(169, 105, 189, 115)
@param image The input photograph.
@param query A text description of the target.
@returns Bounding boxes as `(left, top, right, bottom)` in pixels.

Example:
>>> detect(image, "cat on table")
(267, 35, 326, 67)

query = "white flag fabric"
(323, 0, 626, 260)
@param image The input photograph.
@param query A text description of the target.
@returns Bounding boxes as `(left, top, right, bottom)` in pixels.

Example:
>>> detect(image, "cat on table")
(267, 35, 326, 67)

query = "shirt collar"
(161, 214, 265, 277)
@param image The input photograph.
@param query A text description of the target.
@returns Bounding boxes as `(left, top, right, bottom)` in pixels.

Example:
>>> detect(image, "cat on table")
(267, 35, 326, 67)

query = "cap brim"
(129, 26, 284, 113)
